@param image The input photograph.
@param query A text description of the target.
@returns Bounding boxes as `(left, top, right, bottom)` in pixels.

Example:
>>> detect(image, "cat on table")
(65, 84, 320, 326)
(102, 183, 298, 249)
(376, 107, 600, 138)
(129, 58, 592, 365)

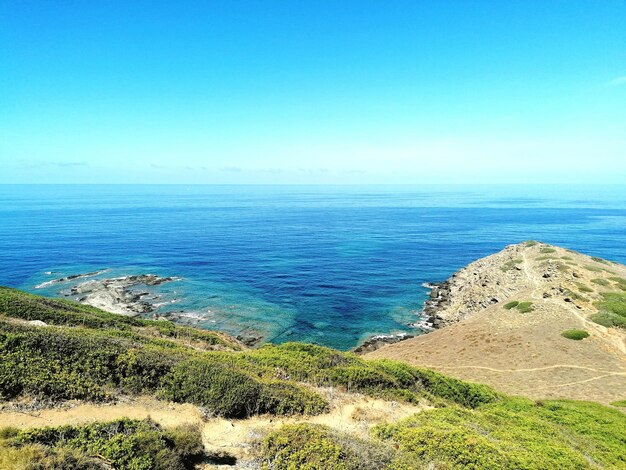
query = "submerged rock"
(35, 270, 107, 289)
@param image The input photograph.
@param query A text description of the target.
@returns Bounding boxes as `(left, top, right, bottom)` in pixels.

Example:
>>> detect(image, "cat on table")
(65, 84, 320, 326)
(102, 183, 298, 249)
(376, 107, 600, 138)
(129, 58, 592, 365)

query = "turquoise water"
(1, 185, 625, 350)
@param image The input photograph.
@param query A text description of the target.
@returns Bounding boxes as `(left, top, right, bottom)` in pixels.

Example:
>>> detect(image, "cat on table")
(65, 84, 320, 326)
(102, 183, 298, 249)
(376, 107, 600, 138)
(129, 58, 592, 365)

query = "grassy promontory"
(1, 286, 625, 469)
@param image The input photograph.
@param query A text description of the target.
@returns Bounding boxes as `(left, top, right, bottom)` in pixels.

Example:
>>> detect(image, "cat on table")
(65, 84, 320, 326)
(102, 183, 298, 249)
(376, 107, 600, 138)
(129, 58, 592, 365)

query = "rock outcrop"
(64, 274, 178, 316)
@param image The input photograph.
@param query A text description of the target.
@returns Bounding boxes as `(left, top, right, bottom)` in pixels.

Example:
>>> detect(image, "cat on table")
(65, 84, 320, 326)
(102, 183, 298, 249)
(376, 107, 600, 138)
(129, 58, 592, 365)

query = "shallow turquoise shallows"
(1, 184, 625, 350)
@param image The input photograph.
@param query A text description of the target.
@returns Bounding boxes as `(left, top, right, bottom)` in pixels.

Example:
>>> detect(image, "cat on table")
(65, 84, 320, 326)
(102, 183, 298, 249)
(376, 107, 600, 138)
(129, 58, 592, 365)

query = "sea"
(1, 184, 625, 350)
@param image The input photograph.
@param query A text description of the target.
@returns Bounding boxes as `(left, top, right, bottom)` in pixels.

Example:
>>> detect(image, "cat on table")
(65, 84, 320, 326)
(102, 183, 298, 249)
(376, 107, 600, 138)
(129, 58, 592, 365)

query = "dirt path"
(0, 396, 204, 430)
(0, 391, 424, 465)
(200, 392, 423, 462)
(430, 364, 625, 374)
(520, 251, 542, 301)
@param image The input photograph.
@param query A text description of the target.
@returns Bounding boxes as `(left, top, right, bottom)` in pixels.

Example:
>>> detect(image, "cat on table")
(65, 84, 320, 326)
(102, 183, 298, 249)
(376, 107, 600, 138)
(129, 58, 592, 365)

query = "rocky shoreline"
(353, 288, 437, 354)
(422, 280, 453, 328)
(36, 270, 272, 347)
(38, 272, 179, 316)
(353, 332, 415, 354)
(40, 270, 440, 351)
(67, 274, 178, 316)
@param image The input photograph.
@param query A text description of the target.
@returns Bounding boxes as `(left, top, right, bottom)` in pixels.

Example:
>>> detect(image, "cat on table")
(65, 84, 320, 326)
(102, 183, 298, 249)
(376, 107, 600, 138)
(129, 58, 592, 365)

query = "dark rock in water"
(422, 280, 453, 328)
(236, 334, 263, 347)
(353, 333, 414, 355)
(35, 270, 107, 289)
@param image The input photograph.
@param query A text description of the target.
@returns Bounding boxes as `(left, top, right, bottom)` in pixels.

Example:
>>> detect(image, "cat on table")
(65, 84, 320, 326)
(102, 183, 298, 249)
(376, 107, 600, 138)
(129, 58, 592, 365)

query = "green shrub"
(575, 283, 593, 293)
(262, 424, 349, 469)
(539, 247, 556, 254)
(374, 398, 626, 469)
(0, 288, 500, 415)
(141, 320, 239, 350)
(262, 423, 400, 470)
(0, 322, 135, 401)
(258, 381, 329, 415)
(0, 427, 19, 440)
(501, 259, 522, 272)
(328, 365, 398, 391)
(503, 301, 532, 313)
(609, 277, 626, 291)
(590, 312, 626, 329)
(371, 360, 500, 409)
(561, 329, 589, 340)
(595, 292, 626, 317)
(11, 418, 203, 470)
(245, 344, 498, 409)
(591, 257, 610, 265)
(0, 441, 105, 469)
(610, 400, 626, 408)
(524, 241, 538, 247)
(159, 359, 263, 418)
(115, 348, 179, 393)
(591, 278, 610, 287)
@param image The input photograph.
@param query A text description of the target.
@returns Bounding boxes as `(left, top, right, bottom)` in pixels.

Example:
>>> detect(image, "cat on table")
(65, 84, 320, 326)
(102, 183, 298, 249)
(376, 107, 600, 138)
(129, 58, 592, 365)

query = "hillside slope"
(1, 282, 625, 468)
(367, 241, 626, 403)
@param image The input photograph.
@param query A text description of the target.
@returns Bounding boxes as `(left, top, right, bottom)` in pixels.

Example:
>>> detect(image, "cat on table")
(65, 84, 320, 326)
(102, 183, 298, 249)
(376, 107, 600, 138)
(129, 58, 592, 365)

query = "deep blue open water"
(1, 185, 625, 350)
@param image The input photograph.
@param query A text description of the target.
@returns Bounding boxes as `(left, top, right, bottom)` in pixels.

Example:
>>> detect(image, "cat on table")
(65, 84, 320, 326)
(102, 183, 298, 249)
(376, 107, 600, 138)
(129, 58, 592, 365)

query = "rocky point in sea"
(37, 272, 178, 316)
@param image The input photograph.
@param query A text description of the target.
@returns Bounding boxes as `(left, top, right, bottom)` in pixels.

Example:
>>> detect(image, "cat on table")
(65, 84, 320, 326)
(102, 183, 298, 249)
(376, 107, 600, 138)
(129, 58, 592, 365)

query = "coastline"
(34, 269, 435, 351)
(37, 272, 179, 317)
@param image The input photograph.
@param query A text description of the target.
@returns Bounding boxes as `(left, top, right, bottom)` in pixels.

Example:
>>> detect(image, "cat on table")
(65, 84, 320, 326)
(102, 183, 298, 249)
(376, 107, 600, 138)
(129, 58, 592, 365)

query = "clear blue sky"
(1, 1, 625, 184)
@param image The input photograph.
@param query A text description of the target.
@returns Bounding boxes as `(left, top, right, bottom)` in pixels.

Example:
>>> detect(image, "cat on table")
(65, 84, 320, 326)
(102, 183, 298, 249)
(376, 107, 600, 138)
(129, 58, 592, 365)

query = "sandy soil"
(0, 396, 204, 430)
(0, 390, 423, 468)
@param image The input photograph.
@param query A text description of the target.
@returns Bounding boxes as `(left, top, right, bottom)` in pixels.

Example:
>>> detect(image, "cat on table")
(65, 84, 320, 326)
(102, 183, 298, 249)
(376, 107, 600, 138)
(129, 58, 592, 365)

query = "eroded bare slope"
(367, 241, 626, 403)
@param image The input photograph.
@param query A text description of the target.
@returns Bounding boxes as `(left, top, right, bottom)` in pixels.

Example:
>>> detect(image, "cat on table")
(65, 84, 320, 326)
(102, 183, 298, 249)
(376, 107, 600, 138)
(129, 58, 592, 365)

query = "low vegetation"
(262, 423, 402, 470)
(575, 282, 593, 293)
(501, 259, 522, 272)
(503, 301, 533, 313)
(596, 292, 626, 316)
(562, 289, 586, 302)
(592, 292, 626, 329)
(0, 418, 204, 470)
(590, 312, 626, 329)
(0, 287, 499, 419)
(373, 398, 626, 469)
(0, 286, 241, 351)
(592, 256, 610, 265)
(539, 247, 556, 254)
(561, 329, 589, 340)
(609, 276, 626, 291)
(2, 286, 626, 469)
(591, 278, 610, 287)
(262, 399, 626, 470)
(584, 265, 604, 273)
